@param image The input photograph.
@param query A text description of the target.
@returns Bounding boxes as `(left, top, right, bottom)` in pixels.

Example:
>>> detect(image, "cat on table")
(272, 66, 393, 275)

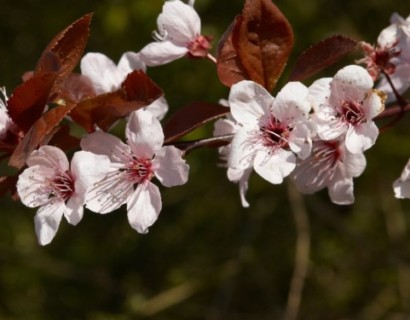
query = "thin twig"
(207, 53, 217, 64)
(168, 134, 233, 155)
(283, 181, 310, 320)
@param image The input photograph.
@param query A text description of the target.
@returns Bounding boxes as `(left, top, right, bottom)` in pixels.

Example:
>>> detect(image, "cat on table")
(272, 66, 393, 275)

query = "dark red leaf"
(289, 35, 359, 81)
(56, 73, 96, 104)
(47, 125, 80, 151)
(163, 102, 230, 144)
(70, 70, 163, 132)
(35, 13, 93, 80)
(7, 72, 57, 132)
(9, 103, 76, 169)
(236, 0, 294, 91)
(216, 16, 250, 88)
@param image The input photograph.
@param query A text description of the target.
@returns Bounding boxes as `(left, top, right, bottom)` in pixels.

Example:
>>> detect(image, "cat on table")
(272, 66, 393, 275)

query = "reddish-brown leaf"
(9, 103, 76, 169)
(236, 0, 294, 91)
(7, 72, 57, 132)
(56, 73, 96, 104)
(216, 16, 250, 88)
(70, 70, 163, 132)
(289, 35, 359, 81)
(163, 102, 230, 144)
(35, 13, 93, 80)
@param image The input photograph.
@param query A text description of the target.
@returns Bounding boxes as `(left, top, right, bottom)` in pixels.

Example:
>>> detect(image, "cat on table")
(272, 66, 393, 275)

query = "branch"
(167, 134, 233, 155)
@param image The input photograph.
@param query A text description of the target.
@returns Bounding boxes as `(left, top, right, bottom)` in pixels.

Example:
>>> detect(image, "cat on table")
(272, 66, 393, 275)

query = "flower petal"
(126, 110, 164, 158)
(229, 80, 273, 126)
(345, 122, 379, 154)
(329, 65, 373, 105)
(229, 126, 258, 170)
(17, 165, 57, 208)
(80, 52, 122, 94)
(139, 41, 188, 67)
(127, 182, 162, 233)
(253, 149, 296, 184)
(143, 96, 169, 120)
(27, 145, 69, 171)
(153, 146, 189, 187)
(393, 159, 410, 199)
(227, 167, 252, 208)
(34, 199, 65, 245)
(117, 51, 146, 76)
(157, 0, 201, 45)
(81, 131, 131, 163)
(328, 174, 354, 205)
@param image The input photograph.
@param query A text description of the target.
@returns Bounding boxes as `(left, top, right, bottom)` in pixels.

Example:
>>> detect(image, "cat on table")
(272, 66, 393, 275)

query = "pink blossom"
(16, 146, 110, 245)
(80, 109, 189, 233)
(228, 80, 315, 185)
(80, 52, 168, 120)
(310, 65, 386, 154)
(139, 0, 212, 66)
(359, 13, 410, 101)
(393, 159, 410, 199)
(291, 139, 366, 205)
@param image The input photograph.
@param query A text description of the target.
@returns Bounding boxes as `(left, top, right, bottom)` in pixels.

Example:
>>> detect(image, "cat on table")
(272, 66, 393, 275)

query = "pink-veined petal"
(34, 198, 65, 245)
(253, 148, 296, 184)
(127, 182, 162, 234)
(229, 126, 258, 170)
(17, 165, 57, 208)
(229, 80, 273, 126)
(157, 0, 201, 45)
(139, 41, 188, 67)
(126, 110, 164, 158)
(27, 145, 69, 171)
(153, 146, 189, 187)
(81, 131, 131, 163)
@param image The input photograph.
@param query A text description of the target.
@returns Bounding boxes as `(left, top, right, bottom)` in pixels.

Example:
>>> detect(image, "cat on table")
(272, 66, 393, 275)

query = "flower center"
(187, 35, 212, 58)
(51, 170, 74, 201)
(125, 156, 153, 185)
(339, 100, 366, 125)
(313, 141, 341, 169)
(260, 117, 290, 149)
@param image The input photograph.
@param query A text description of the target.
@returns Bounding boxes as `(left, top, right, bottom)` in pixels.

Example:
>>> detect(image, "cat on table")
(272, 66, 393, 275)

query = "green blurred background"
(1, 0, 410, 319)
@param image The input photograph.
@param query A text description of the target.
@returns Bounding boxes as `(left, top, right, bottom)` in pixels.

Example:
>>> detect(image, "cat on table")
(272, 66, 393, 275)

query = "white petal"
(344, 149, 367, 177)
(393, 159, 410, 199)
(126, 110, 164, 158)
(153, 146, 189, 187)
(228, 126, 258, 170)
(254, 149, 296, 184)
(362, 89, 385, 120)
(81, 131, 131, 163)
(308, 78, 332, 113)
(229, 80, 273, 126)
(158, 0, 201, 45)
(213, 117, 239, 136)
(330, 65, 373, 104)
(139, 41, 188, 67)
(127, 182, 162, 233)
(80, 52, 122, 94)
(288, 121, 314, 159)
(117, 51, 146, 77)
(144, 96, 169, 120)
(34, 199, 65, 245)
(27, 145, 69, 171)
(228, 167, 252, 208)
(65, 194, 84, 226)
(328, 173, 355, 205)
(273, 82, 311, 123)
(345, 122, 379, 154)
(17, 165, 57, 208)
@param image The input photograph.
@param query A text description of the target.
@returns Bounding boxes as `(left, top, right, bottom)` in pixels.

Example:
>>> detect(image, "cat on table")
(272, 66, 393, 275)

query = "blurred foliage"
(0, 0, 410, 319)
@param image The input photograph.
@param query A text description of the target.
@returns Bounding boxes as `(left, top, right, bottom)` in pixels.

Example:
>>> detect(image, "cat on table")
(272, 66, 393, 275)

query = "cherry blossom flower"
(359, 13, 410, 101)
(80, 52, 168, 120)
(0, 87, 13, 139)
(310, 65, 386, 154)
(16, 146, 110, 245)
(139, 0, 212, 66)
(80, 109, 189, 233)
(228, 80, 315, 185)
(291, 138, 366, 205)
(393, 159, 410, 199)
(214, 105, 251, 208)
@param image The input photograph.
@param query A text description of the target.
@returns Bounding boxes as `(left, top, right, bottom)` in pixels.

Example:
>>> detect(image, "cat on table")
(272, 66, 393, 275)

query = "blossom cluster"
(1, 0, 410, 245)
